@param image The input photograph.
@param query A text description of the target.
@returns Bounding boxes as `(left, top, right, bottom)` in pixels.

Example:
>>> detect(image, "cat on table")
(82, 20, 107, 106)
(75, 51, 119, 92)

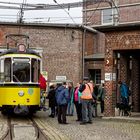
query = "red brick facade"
(103, 29, 140, 116)
(0, 23, 95, 86)
(83, 0, 140, 26)
(83, 0, 140, 116)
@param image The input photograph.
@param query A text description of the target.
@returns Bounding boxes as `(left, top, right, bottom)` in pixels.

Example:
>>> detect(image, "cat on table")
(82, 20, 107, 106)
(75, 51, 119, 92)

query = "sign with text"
(112, 73, 116, 81)
(105, 73, 112, 81)
(56, 76, 66, 81)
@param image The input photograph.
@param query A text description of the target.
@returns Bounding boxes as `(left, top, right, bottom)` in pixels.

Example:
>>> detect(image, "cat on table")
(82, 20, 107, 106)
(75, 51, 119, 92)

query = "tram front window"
(13, 63, 30, 82)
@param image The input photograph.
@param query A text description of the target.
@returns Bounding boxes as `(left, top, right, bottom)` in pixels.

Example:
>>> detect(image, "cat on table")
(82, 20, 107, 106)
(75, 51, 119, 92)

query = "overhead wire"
(110, 0, 119, 23)
(53, 0, 76, 24)
(84, 0, 119, 25)
(86, 2, 101, 24)
(23, 16, 83, 23)
(0, 0, 116, 24)
(0, 0, 113, 10)
(17, 0, 27, 23)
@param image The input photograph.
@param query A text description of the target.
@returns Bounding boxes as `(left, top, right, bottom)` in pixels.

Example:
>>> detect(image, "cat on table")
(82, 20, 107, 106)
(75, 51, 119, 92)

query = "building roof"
(0, 22, 97, 34)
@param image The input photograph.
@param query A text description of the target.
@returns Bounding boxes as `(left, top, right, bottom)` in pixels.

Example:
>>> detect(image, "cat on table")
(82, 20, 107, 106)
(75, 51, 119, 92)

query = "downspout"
(82, 28, 86, 80)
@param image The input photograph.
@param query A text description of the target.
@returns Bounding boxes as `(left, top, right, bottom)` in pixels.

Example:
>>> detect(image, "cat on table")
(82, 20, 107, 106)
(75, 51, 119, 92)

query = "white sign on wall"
(56, 76, 66, 81)
(105, 73, 112, 81)
(112, 73, 116, 81)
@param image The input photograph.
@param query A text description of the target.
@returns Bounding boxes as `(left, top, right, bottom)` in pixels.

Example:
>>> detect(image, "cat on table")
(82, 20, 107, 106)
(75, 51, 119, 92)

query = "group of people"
(39, 73, 132, 121)
(46, 77, 106, 125)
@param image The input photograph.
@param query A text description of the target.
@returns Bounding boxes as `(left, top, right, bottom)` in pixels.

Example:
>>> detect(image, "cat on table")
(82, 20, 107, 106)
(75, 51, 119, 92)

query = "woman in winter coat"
(73, 82, 82, 121)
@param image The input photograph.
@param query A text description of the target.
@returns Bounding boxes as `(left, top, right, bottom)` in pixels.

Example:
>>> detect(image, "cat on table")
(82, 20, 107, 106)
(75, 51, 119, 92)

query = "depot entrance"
(114, 49, 140, 112)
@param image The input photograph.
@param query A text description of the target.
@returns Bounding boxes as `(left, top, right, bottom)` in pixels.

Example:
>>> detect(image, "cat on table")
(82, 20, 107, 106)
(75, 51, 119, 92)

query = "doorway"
(114, 50, 140, 112)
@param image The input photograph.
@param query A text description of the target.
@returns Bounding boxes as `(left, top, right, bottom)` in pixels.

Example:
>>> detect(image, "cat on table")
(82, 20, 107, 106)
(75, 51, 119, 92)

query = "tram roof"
(0, 48, 41, 57)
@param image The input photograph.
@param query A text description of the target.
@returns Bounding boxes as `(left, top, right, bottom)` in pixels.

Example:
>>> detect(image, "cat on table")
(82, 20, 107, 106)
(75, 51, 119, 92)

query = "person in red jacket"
(39, 74, 47, 91)
(39, 74, 47, 110)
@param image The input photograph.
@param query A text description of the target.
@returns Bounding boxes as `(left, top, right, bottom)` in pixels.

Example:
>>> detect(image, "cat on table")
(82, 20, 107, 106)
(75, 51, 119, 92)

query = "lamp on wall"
(117, 53, 120, 58)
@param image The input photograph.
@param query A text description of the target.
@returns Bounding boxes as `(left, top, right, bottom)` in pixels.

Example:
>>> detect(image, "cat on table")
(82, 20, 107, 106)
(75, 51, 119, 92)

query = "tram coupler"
(14, 105, 29, 115)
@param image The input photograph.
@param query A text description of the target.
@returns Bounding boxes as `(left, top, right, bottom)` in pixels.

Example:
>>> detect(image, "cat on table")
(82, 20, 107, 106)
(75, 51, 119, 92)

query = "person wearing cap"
(79, 77, 94, 125)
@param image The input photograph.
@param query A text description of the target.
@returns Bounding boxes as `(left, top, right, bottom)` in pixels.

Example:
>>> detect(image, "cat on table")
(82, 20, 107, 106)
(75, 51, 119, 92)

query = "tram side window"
(31, 59, 40, 82)
(0, 59, 4, 82)
(4, 58, 11, 82)
(38, 60, 40, 81)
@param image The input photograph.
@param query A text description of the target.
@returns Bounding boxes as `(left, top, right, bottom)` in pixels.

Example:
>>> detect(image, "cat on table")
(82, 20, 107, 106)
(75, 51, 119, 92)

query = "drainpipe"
(82, 29, 86, 80)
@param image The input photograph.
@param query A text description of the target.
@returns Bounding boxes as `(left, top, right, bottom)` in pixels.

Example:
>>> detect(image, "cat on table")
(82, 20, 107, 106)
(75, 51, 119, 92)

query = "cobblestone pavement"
(0, 113, 8, 139)
(35, 111, 140, 140)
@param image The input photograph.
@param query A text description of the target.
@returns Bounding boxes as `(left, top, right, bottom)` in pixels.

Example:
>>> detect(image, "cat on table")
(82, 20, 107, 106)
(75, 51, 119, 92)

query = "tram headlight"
(18, 91, 24, 97)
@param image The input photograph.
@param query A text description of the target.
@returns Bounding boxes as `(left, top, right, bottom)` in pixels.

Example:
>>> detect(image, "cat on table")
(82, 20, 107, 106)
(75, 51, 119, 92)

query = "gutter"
(0, 21, 97, 34)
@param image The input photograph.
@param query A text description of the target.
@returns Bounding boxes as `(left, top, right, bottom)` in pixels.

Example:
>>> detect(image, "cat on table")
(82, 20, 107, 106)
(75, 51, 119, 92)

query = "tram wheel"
(1, 109, 7, 115)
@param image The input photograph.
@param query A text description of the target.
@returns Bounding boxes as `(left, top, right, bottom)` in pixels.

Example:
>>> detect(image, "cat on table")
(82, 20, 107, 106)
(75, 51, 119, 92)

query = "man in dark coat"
(47, 85, 57, 118)
(55, 82, 69, 124)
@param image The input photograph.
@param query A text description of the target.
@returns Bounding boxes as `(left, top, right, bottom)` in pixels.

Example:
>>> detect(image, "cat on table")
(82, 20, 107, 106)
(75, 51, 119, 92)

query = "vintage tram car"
(0, 34, 42, 115)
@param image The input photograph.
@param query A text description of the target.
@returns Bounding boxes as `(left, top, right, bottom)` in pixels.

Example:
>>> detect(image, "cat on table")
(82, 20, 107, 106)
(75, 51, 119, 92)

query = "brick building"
(0, 22, 97, 85)
(83, 0, 140, 116)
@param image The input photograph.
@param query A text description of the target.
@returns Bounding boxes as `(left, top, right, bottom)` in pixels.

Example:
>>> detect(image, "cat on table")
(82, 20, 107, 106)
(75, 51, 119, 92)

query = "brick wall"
(83, 0, 140, 26)
(104, 29, 140, 116)
(0, 24, 93, 85)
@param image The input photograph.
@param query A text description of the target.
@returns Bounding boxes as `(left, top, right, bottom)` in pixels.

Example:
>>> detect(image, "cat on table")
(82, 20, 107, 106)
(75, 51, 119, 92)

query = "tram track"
(1, 115, 48, 140)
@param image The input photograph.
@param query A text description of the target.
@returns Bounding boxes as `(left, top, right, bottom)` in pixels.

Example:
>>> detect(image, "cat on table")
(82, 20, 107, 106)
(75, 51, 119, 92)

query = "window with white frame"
(102, 8, 113, 25)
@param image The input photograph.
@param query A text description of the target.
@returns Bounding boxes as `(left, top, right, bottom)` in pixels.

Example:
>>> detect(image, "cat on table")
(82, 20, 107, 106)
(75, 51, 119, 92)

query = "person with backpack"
(118, 81, 130, 116)
(79, 77, 94, 125)
(118, 81, 129, 105)
(55, 82, 69, 124)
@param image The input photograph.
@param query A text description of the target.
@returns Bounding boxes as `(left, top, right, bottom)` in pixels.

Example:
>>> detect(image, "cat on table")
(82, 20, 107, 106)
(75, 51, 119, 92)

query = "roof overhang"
(84, 53, 105, 60)
(93, 22, 140, 32)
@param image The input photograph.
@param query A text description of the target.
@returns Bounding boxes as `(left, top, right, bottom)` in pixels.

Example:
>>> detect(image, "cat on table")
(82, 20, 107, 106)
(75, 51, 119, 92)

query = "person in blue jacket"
(118, 81, 129, 106)
(55, 82, 69, 124)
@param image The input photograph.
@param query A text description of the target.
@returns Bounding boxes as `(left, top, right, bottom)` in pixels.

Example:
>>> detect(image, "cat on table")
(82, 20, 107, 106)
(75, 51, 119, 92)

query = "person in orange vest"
(79, 77, 94, 125)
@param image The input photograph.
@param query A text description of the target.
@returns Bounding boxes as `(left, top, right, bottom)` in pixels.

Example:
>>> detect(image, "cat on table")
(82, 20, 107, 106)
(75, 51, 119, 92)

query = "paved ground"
(35, 110, 140, 140)
(0, 113, 8, 139)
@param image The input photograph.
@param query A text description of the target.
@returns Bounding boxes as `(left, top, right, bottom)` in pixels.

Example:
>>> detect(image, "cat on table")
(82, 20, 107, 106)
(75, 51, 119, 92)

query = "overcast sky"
(0, 0, 83, 24)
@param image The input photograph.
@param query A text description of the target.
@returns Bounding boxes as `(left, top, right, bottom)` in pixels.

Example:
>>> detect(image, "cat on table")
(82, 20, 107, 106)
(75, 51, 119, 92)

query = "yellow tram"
(0, 34, 42, 115)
